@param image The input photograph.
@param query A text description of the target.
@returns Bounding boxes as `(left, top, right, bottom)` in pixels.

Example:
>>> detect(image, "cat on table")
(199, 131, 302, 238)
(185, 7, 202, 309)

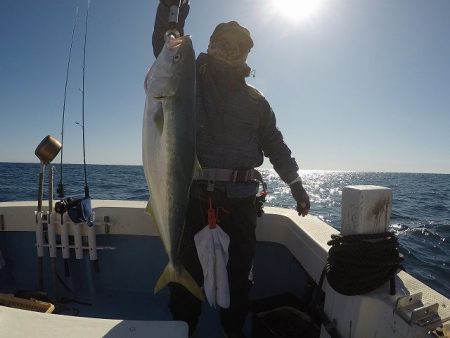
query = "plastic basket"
(0, 293, 55, 313)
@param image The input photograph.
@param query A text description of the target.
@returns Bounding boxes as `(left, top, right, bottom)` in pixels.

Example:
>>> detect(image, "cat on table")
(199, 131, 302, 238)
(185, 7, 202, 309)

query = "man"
(152, 1, 310, 337)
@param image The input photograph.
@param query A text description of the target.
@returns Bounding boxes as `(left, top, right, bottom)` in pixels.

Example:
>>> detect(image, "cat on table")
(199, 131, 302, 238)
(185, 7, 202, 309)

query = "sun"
(270, 0, 325, 21)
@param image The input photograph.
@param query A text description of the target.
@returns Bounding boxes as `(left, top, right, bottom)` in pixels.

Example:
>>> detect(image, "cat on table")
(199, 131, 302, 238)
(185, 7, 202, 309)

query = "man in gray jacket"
(152, 1, 310, 337)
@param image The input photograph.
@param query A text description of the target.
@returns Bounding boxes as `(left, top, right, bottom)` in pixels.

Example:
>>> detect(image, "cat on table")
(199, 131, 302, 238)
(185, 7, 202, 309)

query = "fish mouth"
(166, 35, 192, 50)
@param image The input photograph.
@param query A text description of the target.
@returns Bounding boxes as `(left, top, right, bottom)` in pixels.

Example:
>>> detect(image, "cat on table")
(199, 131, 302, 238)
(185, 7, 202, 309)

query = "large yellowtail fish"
(142, 35, 203, 301)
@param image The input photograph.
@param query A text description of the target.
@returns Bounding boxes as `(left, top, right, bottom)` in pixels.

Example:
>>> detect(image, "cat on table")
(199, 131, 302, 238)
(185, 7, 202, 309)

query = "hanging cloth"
(194, 197, 230, 308)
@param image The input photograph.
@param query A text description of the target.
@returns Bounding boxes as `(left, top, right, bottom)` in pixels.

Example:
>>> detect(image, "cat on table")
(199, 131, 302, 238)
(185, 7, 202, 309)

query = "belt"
(193, 168, 265, 191)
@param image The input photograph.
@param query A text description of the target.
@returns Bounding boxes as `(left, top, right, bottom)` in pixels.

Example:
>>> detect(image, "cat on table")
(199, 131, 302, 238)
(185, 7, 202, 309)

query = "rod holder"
(73, 224, 83, 260)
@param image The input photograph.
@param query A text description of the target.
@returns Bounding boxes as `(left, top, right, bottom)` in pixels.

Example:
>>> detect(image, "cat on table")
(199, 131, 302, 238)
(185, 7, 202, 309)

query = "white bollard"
(320, 185, 393, 338)
(341, 185, 392, 235)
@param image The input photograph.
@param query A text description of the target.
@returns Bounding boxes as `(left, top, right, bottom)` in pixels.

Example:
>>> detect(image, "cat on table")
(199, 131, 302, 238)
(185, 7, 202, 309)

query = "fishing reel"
(55, 197, 94, 226)
(55, 197, 78, 214)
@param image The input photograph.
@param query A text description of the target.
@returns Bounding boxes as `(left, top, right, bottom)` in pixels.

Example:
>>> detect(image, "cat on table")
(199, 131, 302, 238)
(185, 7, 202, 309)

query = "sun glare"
(271, 0, 324, 21)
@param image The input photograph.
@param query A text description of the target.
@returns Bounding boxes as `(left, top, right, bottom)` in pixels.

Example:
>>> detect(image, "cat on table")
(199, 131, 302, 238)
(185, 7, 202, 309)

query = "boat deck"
(2, 201, 448, 337)
(0, 230, 310, 338)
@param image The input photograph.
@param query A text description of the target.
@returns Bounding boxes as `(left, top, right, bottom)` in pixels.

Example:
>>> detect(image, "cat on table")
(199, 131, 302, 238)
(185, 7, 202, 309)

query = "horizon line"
(1, 161, 449, 176)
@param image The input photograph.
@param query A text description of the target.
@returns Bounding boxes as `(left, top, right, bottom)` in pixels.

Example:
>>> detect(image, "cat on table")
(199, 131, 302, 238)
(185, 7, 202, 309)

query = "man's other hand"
(290, 181, 310, 217)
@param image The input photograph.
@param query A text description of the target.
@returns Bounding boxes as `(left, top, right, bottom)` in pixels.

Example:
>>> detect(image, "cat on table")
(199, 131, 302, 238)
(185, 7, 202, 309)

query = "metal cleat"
(395, 292, 441, 327)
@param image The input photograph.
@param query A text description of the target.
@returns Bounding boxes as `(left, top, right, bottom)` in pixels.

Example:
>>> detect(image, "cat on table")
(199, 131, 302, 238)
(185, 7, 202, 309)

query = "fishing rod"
(80, 0, 99, 274)
(81, 0, 90, 199)
(56, 4, 79, 278)
(54, 0, 97, 277)
(55, 0, 93, 225)
(58, 6, 79, 200)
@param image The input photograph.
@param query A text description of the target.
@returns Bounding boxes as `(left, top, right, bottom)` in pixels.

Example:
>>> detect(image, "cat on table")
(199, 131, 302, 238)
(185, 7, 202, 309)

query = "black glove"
(161, 0, 188, 7)
(290, 181, 310, 217)
(153, 0, 190, 57)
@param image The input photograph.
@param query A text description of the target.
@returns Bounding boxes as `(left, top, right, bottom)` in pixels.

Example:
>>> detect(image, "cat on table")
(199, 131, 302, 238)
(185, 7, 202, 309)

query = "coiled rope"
(323, 232, 403, 296)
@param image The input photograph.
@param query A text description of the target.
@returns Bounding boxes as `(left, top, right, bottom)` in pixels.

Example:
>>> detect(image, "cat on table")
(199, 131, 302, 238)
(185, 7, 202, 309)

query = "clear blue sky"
(1, 0, 449, 173)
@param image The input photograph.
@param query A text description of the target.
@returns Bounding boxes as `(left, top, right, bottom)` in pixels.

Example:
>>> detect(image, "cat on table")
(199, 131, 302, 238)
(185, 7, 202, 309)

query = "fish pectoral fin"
(153, 105, 164, 134)
(193, 156, 202, 176)
(145, 201, 154, 215)
(154, 263, 205, 302)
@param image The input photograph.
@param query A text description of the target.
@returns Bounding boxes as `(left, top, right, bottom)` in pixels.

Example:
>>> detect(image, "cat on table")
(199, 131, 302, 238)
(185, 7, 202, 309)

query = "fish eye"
(173, 53, 182, 63)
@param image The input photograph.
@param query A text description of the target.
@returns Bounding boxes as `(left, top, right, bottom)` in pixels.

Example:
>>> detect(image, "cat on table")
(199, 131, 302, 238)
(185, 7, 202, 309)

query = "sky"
(1, 0, 449, 174)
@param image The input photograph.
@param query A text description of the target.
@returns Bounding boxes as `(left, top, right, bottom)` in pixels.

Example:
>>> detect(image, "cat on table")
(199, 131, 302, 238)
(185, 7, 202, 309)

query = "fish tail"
(154, 263, 205, 301)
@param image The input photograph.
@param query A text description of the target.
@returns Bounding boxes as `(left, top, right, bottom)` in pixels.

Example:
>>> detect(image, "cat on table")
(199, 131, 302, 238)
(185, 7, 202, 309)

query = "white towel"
(194, 225, 230, 308)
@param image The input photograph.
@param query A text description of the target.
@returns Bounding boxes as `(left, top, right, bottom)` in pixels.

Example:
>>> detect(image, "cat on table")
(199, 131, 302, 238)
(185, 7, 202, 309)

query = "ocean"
(0, 162, 449, 298)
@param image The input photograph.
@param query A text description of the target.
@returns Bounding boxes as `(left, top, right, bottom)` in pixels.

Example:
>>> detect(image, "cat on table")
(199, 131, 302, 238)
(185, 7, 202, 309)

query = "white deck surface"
(0, 305, 188, 338)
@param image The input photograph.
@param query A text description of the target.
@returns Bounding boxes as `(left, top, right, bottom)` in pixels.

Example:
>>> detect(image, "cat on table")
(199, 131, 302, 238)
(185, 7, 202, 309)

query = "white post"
(341, 185, 392, 235)
(320, 185, 393, 338)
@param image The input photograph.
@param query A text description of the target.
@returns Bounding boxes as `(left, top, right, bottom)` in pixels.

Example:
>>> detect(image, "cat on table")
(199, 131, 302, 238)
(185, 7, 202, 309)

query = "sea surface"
(0, 162, 449, 298)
